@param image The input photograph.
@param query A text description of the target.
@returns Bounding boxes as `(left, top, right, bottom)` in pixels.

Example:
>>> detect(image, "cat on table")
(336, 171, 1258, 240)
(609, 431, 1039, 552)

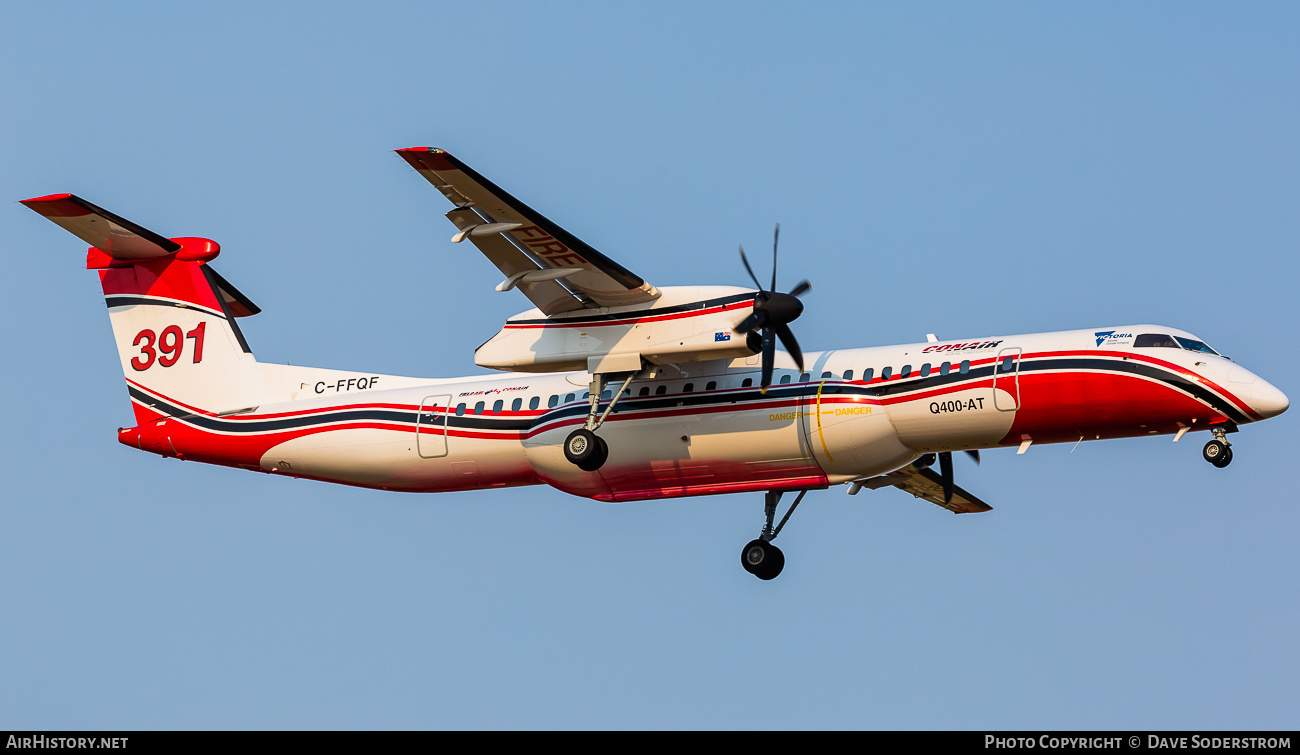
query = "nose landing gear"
(1203, 425, 1234, 468)
(740, 489, 807, 580)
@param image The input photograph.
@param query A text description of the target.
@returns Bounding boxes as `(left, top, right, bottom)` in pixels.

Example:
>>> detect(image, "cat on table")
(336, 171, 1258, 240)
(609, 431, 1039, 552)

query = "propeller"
(733, 224, 812, 391)
(917, 450, 981, 505)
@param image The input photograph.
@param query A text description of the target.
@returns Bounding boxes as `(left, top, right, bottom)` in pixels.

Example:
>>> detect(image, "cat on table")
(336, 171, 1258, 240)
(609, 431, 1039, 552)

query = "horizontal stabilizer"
(21, 194, 179, 260)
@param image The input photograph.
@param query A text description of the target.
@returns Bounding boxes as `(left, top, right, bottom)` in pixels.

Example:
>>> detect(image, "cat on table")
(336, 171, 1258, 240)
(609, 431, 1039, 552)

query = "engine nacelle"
(475, 286, 759, 373)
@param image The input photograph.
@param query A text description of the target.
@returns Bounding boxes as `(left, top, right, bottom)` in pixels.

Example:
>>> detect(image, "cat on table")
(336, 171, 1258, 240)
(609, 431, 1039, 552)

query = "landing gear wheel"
(564, 429, 609, 471)
(741, 539, 785, 580)
(1203, 440, 1232, 467)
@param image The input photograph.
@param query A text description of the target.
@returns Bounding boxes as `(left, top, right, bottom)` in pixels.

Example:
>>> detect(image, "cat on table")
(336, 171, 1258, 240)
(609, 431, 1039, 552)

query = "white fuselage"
(120, 324, 1288, 503)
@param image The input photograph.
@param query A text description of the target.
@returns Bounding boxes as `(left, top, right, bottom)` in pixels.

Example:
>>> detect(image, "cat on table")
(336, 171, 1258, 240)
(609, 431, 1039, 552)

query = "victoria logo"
(1095, 330, 1133, 347)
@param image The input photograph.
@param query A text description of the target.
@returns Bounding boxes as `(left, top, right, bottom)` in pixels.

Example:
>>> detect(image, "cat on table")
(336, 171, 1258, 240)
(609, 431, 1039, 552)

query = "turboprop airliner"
(22, 147, 1289, 580)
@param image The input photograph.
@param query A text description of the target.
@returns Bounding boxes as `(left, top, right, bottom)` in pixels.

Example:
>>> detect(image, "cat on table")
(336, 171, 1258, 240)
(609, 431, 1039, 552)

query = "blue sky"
(2, 2, 1297, 729)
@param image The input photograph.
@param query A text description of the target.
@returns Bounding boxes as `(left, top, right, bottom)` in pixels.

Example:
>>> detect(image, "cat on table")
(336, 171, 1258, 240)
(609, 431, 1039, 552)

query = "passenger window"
(821, 371, 833, 379)
(638, 386, 650, 396)
(511, 398, 522, 412)
(800, 373, 810, 382)
(1000, 356, 1015, 372)
(901, 365, 912, 378)
(548, 395, 558, 408)
(881, 367, 893, 380)
(529, 396, 540, 410)
(920, 363, 931, 377)
(456, 403, 466, 416)
(862, 368, 873, 381)
(683, 383, 694, 392)
(474, 401, 485, 415)
(565, 392, 575, 403)
(743, 378, 754, 387)
(940, 362, 951, 376)
(959, 360, 970, 374)
(1134, 333, 1180, 348)
(779, 374, 790, 384)
(843, 369, 854, 381)
(706, 381, 717, 391)
(601, 389, 611, 399)
(655, 385, 667, 395)
(492, 400, 503, 413)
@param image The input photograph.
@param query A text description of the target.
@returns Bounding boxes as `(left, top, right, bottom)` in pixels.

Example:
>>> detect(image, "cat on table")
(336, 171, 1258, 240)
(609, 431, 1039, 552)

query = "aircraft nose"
(1251, 379, 1289, 419)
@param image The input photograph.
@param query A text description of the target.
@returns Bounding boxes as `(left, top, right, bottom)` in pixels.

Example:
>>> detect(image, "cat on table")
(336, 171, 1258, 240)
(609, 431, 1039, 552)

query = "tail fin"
(23, 194, 269, 422)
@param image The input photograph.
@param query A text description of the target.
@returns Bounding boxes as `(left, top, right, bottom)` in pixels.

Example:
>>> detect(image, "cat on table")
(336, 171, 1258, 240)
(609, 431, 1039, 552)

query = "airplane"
(22, 147, 1289, 580)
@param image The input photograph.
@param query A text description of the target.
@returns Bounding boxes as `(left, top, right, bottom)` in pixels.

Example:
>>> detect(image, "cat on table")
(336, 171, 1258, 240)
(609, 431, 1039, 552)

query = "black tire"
(741, 539, 785, 579)
(565, 429, 599, 465)
(575, 435, 609, 472)
(1203, 440, 1229, 465)
(755, 544, 785, 580)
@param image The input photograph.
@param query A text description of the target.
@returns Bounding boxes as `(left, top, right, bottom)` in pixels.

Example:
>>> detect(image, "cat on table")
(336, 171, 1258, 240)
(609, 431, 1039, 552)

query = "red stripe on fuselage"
(502, 300, 753, 329)
(1003, 369, 1220, 445)
(1018, 349, 1259, 420)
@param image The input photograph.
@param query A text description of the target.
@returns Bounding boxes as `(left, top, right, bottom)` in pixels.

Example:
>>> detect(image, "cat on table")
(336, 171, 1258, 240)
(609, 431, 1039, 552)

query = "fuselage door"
(416, 394, 452, 458)
(992, 348, 1022, 411)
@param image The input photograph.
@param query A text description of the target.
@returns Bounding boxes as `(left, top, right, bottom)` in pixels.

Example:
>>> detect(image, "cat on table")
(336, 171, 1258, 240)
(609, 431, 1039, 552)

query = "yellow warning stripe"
(815, 381, 834, 462)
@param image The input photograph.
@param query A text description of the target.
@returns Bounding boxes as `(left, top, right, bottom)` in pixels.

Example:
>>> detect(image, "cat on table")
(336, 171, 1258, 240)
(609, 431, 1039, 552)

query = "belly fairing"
(523, 392, 829, 502)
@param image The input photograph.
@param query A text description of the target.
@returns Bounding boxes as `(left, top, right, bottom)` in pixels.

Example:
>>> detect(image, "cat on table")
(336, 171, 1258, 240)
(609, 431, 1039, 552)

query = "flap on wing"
(858, 465, 993, 514)
(396, 148, 660, 309)
(21, 194, 180, 260)
(446, 208, 582, 316)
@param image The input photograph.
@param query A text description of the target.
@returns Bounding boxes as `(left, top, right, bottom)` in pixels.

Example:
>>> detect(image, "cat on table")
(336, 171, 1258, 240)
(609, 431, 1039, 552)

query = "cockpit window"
(1174, 336, 1219, 355)
(1134, 333, 1180, 348)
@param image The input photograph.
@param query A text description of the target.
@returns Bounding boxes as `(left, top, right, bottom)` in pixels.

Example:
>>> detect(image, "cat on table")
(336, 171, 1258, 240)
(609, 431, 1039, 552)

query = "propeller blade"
(787, 280, 811, 298)
(738, 245, 764, 292)
(770, 223, 780, 292)
(734, 310, 766, 335)
(939, 451, 954, 505)
(965, 449, 981, 466)
(760, 328, 776, 391)
(774, 323, 804, 373)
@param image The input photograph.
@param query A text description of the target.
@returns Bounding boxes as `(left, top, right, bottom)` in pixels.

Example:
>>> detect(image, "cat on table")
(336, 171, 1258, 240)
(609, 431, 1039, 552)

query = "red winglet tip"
(394, 146, 430, 153)
(21, 193, 91, 217)
(21, 192, 74, 204)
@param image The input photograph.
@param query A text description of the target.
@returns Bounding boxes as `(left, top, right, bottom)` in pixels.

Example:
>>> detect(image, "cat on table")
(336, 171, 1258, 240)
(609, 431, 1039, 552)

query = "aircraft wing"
(396, 148, 660, 313)
(856, 465, 993, 514)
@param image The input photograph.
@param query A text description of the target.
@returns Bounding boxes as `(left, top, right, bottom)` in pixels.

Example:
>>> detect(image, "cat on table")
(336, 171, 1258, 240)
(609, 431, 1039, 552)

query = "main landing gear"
(562, 371, 636, 472)
(1203, 425, 1234, 468)
(741, 490, 807, 581)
